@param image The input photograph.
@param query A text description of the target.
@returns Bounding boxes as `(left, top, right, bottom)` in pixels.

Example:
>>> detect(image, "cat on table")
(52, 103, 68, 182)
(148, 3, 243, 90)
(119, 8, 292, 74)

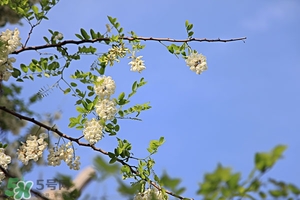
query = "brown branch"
(0, 106, 193, 200)
(0, 166, 49, 200)
(12, 36, 247, 55)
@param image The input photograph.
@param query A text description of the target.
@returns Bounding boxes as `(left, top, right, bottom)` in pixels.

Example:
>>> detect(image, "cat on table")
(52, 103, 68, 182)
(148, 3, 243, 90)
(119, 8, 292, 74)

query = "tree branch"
(0, 106, 193, 200)
(12, 36, 247, 55)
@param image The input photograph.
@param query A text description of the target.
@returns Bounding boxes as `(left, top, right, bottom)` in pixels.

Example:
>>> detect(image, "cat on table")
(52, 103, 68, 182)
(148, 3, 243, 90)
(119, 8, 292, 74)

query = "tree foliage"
(0, 1, 299, 200)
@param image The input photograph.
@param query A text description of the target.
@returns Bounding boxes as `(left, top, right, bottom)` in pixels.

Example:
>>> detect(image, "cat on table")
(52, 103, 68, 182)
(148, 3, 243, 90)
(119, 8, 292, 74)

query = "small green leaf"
(64, 88, 71, 94)
(187, 24, 193, 31)
(20, 64, 28, 73)
(31, 5, 39, 14)
(75, 33, 84, 40)
(12, 68, 21, 78)
(132, 81, 137, 91)
(118, 92, 125, 100)
(70, 82, 77, 87)
(185, 20, 189, 28)
(76, 106, 86, 113)
(80, 28, 90, 40)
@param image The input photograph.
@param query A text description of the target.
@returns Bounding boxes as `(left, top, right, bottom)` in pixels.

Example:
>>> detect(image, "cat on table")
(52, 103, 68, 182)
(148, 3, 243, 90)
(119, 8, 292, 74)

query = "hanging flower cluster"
(83, 75, 117, 144)
(185, 52, 207, 75)
(83, 118, 104, 145)
(128, 52, 146, 73)
(0, 148, 11, 182)
(47, 141, 80, 170)
(0, 28, 21, 81)
(16, 133, 48, 165)
(134, 188, 164, 200)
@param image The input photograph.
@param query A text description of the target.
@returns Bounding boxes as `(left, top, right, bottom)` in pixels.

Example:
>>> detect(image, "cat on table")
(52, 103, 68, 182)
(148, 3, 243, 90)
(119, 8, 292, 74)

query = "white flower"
(185, 52, 207, 75)
(47, 142, 80, 170)
(54, 33, 63, 41)
(0, 148, 11, 169)
(134, 188, 164, 200)
(0, 148, 11, 183)
(94, 76, 116, 99)
(95, 98, 117, 121)
(17, 134, 48, 165)
(0, 28, 21, 81)
(129, 53, 146, 73)
(83, 118, 103, 145)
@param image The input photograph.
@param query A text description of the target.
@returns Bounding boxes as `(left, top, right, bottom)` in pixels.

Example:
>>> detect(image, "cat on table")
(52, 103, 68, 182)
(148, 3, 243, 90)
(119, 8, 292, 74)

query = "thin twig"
(12, 36, 247, 55)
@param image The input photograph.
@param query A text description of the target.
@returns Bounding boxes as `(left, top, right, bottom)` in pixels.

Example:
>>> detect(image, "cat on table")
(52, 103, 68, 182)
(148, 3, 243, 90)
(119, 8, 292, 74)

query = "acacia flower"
(94, 75, 116, 99)
(95, 98, 117, 121)
(83, 118, 104, 144)
(185, 52, 207, 75)
(134, 188, 164, 200)
(0, 148, 11, 182)
(128, 52, 146, 73)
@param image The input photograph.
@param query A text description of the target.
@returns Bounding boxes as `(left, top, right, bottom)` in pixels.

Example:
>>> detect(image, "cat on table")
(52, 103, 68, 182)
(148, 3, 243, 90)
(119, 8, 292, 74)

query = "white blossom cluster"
(0, 28, 21, 81)
(95, 98, 117, 121)
(83, 76, 118, 144)
(134, 188, 164, 200)
(94, 75, 116, 99)
(17, 133, 48, 165)
(47, 141, 80, 170)
(0, 148, 11, 182)
(185, 52, 207, 75)
(107, 45, 128, 63)
(83, 118, 103, 145)
(128, 52, 146, 73)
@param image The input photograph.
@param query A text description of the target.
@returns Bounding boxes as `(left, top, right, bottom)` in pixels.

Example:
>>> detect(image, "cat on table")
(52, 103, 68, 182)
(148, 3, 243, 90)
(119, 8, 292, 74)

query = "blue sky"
(2, 0, 300, 199)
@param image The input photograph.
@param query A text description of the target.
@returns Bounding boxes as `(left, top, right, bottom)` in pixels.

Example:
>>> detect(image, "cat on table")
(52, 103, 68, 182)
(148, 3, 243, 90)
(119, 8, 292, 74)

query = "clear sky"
(2, 0, 300, 199)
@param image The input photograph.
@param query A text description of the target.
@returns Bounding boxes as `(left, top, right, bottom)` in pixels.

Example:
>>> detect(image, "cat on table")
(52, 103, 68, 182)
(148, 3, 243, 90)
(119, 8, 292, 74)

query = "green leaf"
(31, 5, 39, 14)
(185, 20, 189, 28)
(272, 145, 287, 159)
(108, 16, 117, 24)
(132, 81, 137, 91)
(70, 82, 77, 87)
(187, 24, 193, 31)
(168, 45, 174, 54)
(75, 33, 84, 40)
(76, 106, 86, 113)
(80, 28, 90, 40)
(90, 29, 97, 39)
(12, 68, 21, 78)
(20, 64, 28, 73)
(99, 66, 105, 75)
(188, 31, 194, 37)
(118, 92, 125, 100)
(64, 88, 71, 94)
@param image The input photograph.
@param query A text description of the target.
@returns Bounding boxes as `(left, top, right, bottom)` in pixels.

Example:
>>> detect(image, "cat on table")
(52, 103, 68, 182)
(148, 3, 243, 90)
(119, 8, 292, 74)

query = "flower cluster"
(104, 45, 128, 66)
(47, 142, 80, 170)
(185, 52, 207, 75)
(83, 118, 103, 145)
(17, 133, 48, 165)
(129, 52, 146, 73)
(134, 188, 164, 200)
(0, 148, 11, 182)
(0, 28, 21, 81)
(95, 98, 117, 121)
(83, 76, 118, 144)
(94, 75, 116, 99)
